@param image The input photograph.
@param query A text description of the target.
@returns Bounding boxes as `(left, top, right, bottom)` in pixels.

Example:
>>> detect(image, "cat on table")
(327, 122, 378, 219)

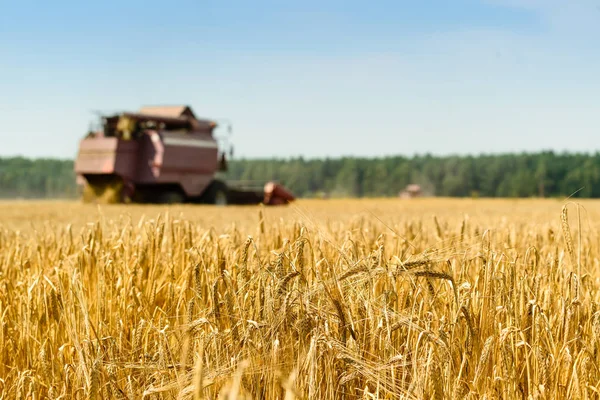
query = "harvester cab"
(74, 105, 295, 205)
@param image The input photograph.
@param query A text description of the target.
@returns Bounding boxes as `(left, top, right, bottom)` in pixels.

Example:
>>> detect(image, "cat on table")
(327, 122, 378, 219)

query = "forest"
(1, 151, 599, 199)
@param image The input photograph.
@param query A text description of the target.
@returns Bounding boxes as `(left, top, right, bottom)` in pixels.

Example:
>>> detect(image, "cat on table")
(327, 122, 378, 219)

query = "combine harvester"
(74, 105, 295, 205)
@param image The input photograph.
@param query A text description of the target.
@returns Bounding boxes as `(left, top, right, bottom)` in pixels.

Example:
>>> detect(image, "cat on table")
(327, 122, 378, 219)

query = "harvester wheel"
(156, 190, 186, 204)
(204, 181, 229, 206)
(215, 190, 228, 206)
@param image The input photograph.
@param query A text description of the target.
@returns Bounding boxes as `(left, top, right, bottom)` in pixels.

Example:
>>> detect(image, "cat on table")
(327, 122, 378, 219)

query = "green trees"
(1, 151, 600, 199)
(225, 152, 600, 199)
(0, 157, 77, 199)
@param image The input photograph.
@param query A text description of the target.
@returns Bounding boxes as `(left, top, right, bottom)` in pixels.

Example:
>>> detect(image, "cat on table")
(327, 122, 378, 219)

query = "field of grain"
(1, 198, 599, 399)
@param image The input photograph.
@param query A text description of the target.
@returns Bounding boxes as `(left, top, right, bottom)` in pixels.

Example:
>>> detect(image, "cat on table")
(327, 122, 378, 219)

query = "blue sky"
(1, 0, 599, 159)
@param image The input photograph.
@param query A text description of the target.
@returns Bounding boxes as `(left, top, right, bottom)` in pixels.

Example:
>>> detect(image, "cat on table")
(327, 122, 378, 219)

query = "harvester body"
(74, 105, 294, 205)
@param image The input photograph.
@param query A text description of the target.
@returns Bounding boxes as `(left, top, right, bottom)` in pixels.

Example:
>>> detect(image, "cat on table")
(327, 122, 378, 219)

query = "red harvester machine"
(74, 105, 295, 205)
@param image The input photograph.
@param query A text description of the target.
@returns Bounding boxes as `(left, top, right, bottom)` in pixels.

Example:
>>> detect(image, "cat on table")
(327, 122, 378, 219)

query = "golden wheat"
(1, 198, 600, 399)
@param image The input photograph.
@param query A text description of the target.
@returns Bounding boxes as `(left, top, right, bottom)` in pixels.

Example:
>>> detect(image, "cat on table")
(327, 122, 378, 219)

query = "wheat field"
(1, 198, 599, 399)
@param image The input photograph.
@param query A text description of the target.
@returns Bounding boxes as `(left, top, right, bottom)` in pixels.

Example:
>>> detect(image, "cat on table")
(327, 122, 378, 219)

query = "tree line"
(226, 151, 600, 198)
(1, 151, 599, 199)
(0, 157, 78, 199)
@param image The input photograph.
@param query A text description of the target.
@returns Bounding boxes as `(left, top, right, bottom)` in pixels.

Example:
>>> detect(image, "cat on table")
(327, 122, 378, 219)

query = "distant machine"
(399, 184, 422, 199)
(74, 105, 295, 205)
